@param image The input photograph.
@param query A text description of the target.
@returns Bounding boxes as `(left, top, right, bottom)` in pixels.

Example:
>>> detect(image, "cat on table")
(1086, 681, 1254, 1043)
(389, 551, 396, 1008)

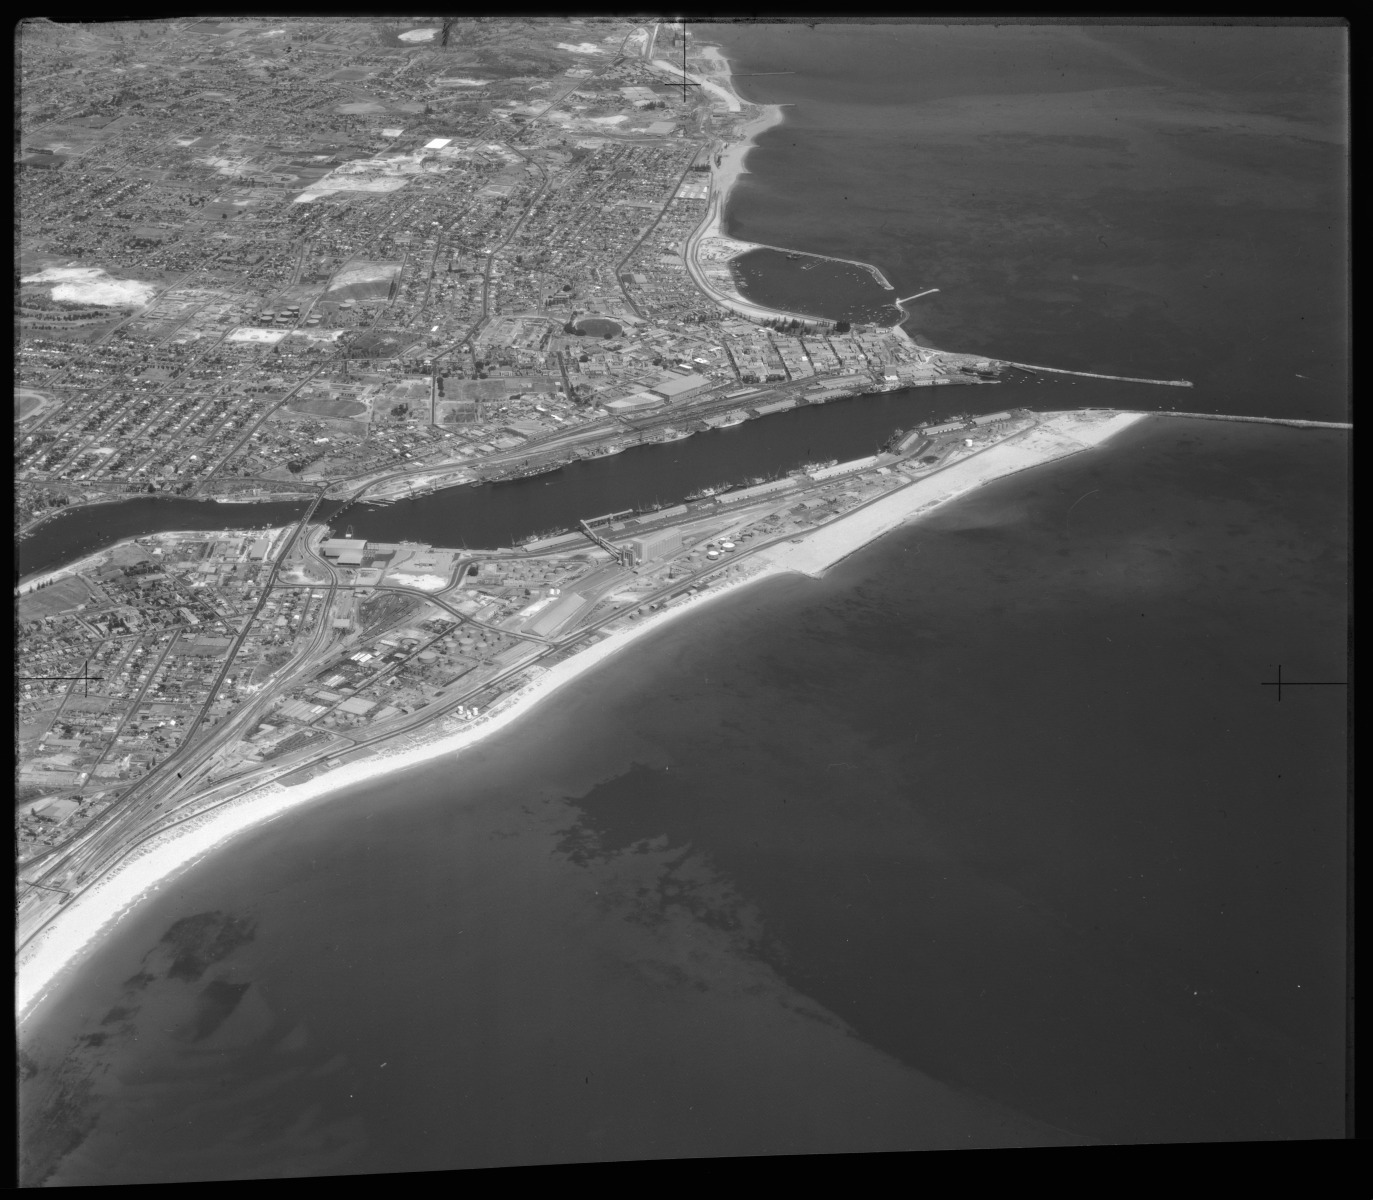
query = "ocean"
(19, 23, 1348, 1180)
(718, 22, 1348, 422)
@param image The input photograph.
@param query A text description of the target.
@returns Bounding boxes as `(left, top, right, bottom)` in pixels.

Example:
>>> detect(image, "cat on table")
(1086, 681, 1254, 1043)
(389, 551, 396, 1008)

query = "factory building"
(717, 478, 795, 505)
(649, 372, 710, 402)
(623, 527, 684, 565)
(320, 538, 368, 559)
(526, 592, 587, 638)
(808, 455, 879, 482)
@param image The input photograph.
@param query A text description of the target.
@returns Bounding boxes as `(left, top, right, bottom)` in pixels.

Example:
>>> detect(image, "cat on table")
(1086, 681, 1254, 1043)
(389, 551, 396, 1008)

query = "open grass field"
(325, 261, 400, 304)
(449, 375, 558, 401)
(19, 576, 98, 620)
(349, 327, 419, 357)
(16, 389, 59, 421)
(286, 396, 367, 419)
(383, 378, 432, 401)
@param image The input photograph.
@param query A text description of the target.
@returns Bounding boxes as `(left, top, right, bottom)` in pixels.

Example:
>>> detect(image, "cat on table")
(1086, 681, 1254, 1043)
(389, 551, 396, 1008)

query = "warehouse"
(649, 372, 710, 402)
(320, 538, 368, 559)
(717, 478, 795, 505)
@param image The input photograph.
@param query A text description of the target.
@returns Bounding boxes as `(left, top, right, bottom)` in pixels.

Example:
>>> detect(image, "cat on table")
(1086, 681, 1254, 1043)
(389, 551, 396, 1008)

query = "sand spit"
(20, 267, 159, 308)
(760, 411, 1149, 578)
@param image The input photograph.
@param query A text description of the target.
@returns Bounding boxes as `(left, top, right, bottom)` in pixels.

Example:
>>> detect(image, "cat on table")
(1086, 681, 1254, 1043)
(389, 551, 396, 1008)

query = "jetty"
(897, 288, 939, 304)
(1003, 361, 1193, 388)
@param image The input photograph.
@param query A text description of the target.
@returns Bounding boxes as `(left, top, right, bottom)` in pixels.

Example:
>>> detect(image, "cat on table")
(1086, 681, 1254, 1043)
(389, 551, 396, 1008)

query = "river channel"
(19, 373, 1150, 580)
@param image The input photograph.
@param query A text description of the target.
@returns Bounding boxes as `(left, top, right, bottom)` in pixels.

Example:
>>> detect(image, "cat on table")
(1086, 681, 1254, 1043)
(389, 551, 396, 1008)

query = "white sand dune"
(21, 267, 158, 308)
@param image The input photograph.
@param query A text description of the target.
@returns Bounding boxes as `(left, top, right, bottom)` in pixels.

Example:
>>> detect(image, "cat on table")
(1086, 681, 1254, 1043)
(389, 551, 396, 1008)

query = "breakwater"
(1141, 410, 1351, 430)
(1003, 361, 1193, 387)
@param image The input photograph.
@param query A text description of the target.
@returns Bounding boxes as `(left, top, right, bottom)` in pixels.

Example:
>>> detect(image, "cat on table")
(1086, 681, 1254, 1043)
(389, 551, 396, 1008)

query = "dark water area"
(708, 23, 1348, 422)
(19, 416, 1347, 1180)
(20, 25, 1349, 1179)
(341, 380, 995, 549)
(20, 376, 1008, 577)
(17, 497, 314, 582)
(730, 247, 899, 325)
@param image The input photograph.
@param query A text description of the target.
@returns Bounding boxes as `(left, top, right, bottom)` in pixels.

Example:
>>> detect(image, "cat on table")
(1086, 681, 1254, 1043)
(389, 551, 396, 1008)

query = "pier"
(1003, 361, 1193, 388)
(897, 288, 940, 304)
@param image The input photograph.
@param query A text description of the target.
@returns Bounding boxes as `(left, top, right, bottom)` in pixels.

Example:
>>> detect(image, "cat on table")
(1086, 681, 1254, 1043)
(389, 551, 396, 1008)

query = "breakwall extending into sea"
(1003, 361, 1193, 388)
(742, 241, 895, 290)
(1135, 410, 1352, 430)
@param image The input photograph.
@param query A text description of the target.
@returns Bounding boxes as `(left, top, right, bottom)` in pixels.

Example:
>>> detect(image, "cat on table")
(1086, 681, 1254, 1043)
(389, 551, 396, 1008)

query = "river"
(18, 22, 1348, 1180)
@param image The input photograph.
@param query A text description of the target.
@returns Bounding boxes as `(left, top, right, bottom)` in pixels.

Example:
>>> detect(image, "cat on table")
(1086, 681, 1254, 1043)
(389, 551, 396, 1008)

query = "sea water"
(19, 25, 1348, 1180)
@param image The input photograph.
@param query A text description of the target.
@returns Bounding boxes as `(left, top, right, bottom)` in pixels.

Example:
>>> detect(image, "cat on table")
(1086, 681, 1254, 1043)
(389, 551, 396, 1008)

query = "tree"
(834, 320, 851, 334)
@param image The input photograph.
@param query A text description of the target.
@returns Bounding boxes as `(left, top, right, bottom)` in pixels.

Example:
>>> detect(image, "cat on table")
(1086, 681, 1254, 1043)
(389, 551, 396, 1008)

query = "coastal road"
(683, 193, 820, 326)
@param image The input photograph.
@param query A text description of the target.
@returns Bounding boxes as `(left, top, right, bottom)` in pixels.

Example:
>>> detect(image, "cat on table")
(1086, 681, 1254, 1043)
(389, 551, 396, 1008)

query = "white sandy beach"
(15, 412, 1150, 1023)
(17, 549, 112, 595)
(14, 570, 782, 1022)
(757, 411, 1148, 577)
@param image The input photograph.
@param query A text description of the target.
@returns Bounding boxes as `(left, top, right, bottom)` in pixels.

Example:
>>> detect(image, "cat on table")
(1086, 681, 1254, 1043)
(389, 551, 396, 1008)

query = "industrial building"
(604, 392, 663, 413)
(623, 526, 684, 564)
(649, 372, 709, 402)
(320, 538, 368, 559)
(808, 455, 879, 482)
(525, 591, 587, 638)
(717, 477, 795, 505)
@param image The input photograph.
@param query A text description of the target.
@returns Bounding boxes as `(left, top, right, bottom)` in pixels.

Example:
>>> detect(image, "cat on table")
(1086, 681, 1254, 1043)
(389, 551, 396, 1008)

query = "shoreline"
(695, 40, 904, 323)
(16, 409, 1150, 1025)
(15, 560, 793, 1023)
